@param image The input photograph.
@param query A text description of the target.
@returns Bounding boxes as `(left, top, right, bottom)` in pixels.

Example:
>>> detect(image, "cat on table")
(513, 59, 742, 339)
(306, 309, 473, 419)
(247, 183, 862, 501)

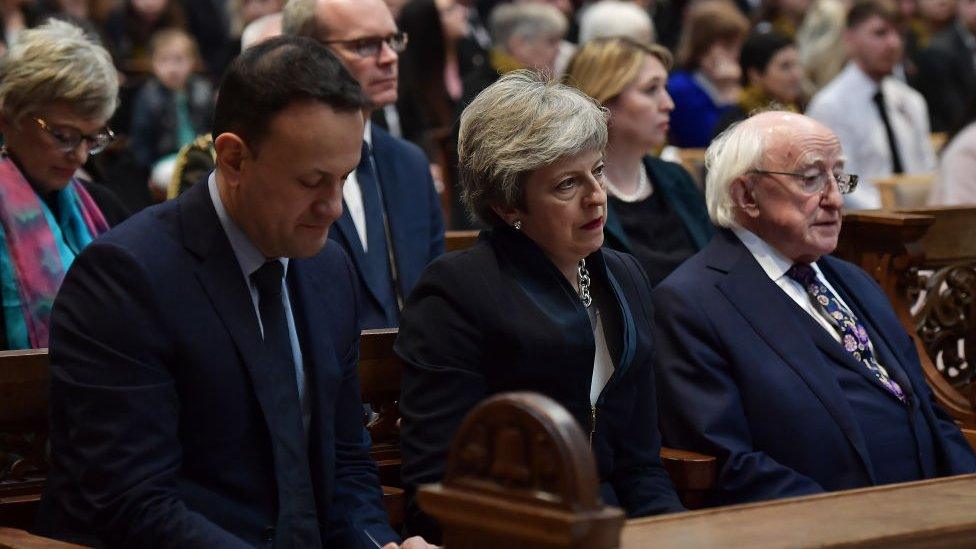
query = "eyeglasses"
(324, 31, 408, 58)
(34, 117, 115, 156)
(750, 169, 859, 196)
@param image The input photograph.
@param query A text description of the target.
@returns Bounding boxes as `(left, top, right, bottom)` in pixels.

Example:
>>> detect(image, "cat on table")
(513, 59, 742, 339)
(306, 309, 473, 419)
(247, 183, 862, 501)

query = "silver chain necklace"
(577, 258, 592, 307)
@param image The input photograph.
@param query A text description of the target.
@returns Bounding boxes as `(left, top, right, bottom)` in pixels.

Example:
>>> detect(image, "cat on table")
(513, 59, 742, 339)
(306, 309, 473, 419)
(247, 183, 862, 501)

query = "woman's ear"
(491, 203, 520, 227)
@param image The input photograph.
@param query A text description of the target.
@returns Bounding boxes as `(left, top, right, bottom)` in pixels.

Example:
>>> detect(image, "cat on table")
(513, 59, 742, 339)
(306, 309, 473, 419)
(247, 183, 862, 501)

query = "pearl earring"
(513, 219, 522, 230)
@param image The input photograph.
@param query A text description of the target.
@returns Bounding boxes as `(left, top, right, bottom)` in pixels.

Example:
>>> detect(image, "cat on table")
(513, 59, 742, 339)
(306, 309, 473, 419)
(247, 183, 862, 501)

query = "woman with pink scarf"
(0, 19, 125, 350)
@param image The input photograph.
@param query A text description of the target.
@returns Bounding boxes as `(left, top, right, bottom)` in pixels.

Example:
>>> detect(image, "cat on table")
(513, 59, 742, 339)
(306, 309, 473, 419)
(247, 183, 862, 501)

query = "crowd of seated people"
(2, 0, 976, 547)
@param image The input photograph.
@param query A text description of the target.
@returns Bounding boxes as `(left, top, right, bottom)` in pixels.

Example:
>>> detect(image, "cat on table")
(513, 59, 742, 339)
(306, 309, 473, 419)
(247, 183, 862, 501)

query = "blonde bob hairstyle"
(458, 70, 608, 228)
(563, 37, 673, 106)
(0, 19, 118, 123)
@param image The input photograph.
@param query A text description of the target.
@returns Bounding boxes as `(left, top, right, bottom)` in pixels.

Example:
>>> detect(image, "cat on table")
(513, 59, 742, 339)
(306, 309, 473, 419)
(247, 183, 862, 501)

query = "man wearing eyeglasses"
(651, 111, 976, 507)
(282, 0, 446, 330)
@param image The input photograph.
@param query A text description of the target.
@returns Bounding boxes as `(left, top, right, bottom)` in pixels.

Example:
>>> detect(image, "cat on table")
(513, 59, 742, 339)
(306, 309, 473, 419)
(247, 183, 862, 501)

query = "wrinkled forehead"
(765, 121, 844, 169)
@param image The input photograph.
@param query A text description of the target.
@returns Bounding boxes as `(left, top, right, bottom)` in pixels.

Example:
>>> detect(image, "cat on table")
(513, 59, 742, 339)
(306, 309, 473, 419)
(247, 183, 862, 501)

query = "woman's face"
(0, 103, 108, 194)
(753, 45, 803, 104)
(436, 0, 469, 41)
(497, 148, 607, 272)
(607, 54, 674, 150)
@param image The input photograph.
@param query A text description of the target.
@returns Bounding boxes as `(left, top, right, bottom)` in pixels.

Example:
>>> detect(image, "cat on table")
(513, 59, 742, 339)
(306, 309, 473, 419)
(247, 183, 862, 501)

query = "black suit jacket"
(912, 23, 976, 133)
(35, 179, 396, 548)
(396, 227, 684, 542)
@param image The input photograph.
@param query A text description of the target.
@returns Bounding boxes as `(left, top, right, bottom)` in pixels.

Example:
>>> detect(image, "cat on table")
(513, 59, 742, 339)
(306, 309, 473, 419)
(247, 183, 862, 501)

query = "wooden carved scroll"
(915, 262, 976, 410)
(418, 392, 625, 548)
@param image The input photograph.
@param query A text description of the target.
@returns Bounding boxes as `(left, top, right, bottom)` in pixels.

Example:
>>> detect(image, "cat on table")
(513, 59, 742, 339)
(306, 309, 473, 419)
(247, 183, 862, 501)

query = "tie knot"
(251, 260, 284, 298)
(786, 262, 817, 287)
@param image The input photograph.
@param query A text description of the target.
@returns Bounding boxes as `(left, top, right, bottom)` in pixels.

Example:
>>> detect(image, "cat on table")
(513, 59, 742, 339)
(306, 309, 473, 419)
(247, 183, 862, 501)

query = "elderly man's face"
(316, 0, 399, 110)
(735, 116, 845, 264)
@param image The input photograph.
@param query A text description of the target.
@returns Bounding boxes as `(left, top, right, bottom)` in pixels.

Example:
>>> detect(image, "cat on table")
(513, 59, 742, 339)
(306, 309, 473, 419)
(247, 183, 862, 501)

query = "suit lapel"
(370, 126, 405, 277)
(709, 232, 876, 480)
(179, 180, 306, 465)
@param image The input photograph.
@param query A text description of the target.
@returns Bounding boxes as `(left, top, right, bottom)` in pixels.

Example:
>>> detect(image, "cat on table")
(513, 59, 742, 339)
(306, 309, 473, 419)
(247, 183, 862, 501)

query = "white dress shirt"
(806, 62, 936, 210)
(586, 306, 614, 406)
(343, 120, 372, 252)
(208, 173, 309, 433)
(929, 121, 976, 205)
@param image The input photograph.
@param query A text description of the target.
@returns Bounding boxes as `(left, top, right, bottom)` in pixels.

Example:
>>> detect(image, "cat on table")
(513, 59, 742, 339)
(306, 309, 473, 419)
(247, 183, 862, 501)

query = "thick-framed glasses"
(750, 169, 859, 195)
(324, 31, 408, 58)
(34, 117, 115, 156)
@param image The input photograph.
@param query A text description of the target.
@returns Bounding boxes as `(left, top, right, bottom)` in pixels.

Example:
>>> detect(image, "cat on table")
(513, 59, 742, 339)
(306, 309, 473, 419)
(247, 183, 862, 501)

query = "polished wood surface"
(418, 392, 625, 548)
(621, 474, 976, 548)
(444, 230, 479, 253)
(0, 528, 84, 549)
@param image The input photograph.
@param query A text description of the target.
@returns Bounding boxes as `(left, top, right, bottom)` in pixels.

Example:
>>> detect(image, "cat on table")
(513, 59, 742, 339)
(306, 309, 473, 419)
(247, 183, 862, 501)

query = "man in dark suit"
(653, 111, 976, 507)
(35, 36, 432, 548)
(283, 0, 445, 329)
(911, 0, 976, 133)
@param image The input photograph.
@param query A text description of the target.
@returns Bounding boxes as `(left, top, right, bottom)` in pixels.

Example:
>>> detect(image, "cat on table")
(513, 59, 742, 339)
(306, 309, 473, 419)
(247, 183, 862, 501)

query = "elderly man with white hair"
(652, 111, 976, 507)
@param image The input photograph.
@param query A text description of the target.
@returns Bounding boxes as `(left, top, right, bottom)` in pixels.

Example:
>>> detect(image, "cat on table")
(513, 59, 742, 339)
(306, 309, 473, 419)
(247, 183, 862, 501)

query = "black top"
(609, 191, 697, 286)
(396, 227, 684, 542)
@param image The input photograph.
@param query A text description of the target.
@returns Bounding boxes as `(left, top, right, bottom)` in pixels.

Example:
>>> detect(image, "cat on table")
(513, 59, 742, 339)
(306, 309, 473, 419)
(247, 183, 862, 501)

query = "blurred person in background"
(928, 112, 976, 205)
(667, 0, 750, 148)
(578, 0, 655, 44)
(130, 28, 214, 202)
(104, 0, 187, 73)
(756, 0, 813, 37)
(713, 30, 804, 135)
(0, 19, 126, 350)
(396, 0, 469, 152)
(912, 0, 976, 133)
(565, 37, 714, 285)
(460, 1, 567, 106)
(806, 0, 936, 209)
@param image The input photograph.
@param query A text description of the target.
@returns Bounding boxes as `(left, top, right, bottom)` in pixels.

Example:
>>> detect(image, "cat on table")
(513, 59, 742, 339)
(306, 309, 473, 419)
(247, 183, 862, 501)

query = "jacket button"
(262, 526, 275, 542)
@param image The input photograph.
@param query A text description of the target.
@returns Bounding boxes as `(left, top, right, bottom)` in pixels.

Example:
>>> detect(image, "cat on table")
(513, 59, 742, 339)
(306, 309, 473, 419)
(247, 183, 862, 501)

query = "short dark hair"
(740, 30, 794, 84)
(212, 35, 369, 153)
(846, 0, 897, 30)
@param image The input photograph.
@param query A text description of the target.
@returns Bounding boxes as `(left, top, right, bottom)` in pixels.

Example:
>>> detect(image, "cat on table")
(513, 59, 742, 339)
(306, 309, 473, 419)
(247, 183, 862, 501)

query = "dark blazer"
(912, 23, 976, 134)
(328, 124, 445, 329)
(35, 180, 397, 548)
(653, 230, 976, 506)
(397, 227, 684, 542)
(603, 155, 714, 255)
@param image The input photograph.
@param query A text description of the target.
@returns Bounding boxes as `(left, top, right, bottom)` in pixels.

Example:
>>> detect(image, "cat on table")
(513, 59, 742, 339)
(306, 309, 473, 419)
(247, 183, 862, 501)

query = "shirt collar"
(363, 119, 372, 147)
(845, 61, 883, 95)
(731, 225, 795, 281)
(208, 171, 289, 279)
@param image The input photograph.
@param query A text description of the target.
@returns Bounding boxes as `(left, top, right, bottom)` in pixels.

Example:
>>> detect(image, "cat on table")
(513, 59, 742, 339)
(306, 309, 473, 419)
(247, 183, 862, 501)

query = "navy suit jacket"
(329, 124, 445, 329)
(653, 230, 976, 506)
(35, 180, 397, 548)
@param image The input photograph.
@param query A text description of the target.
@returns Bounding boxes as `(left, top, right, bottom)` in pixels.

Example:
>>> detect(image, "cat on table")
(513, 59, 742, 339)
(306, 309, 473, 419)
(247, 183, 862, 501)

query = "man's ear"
(214, 132, 247, 188)
(730, 176, 760, 219)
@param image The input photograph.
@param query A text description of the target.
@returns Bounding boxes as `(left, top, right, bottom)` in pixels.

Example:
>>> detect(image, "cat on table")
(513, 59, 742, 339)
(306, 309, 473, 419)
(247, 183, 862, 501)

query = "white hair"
(578, 0, 655, 44)
(241, 12, 283, 49)
(282, 0, 318, 37)
(490, 2, 568, 52)
(705, 120, 766, 228)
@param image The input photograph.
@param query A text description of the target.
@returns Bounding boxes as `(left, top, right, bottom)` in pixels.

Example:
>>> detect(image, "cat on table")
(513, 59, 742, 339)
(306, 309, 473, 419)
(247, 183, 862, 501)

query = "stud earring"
(513, 219, 522, 230)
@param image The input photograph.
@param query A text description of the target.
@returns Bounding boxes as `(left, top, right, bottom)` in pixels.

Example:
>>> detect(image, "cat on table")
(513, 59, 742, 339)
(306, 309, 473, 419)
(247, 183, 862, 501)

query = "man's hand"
(383, 535, 437, 549)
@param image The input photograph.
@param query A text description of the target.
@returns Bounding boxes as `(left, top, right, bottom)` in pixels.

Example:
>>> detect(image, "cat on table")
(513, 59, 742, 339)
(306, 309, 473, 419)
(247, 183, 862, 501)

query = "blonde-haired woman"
(565, 37, 713, 285)
(0, 19, 126, 349)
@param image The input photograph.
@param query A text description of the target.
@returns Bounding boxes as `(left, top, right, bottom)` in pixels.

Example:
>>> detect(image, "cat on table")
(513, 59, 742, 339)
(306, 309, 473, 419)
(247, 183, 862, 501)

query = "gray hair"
(282, 0, 319, 37)
(458, 70, 608, 227)
(704, 119, 766, 228)
(579, 0, 656, 44)
(0, 19, 117, 122)
(490, 2, 567, 53)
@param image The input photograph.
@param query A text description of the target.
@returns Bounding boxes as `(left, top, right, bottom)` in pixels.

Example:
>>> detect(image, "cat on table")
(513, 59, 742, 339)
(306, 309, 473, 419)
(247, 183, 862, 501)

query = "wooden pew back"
(836, 208, 976, 437)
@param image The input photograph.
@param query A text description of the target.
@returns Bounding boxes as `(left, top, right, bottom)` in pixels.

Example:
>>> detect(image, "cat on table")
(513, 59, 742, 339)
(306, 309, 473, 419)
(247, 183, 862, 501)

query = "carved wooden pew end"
(418, 392, 625, 548)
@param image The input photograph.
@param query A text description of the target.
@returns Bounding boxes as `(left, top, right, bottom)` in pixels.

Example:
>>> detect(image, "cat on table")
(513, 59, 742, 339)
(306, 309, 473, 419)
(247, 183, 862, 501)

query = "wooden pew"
(421, 390, 976, 547)
(357, 329, 718, 511)
(836, 207, 976, 445)
(445, 230, 479, 253)
(0, 527, 84, 548)
(0, 349, 49, 530)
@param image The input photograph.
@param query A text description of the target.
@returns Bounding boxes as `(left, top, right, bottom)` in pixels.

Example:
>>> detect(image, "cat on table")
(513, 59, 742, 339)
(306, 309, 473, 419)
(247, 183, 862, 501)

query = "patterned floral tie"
(787, 263, 907, 403)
